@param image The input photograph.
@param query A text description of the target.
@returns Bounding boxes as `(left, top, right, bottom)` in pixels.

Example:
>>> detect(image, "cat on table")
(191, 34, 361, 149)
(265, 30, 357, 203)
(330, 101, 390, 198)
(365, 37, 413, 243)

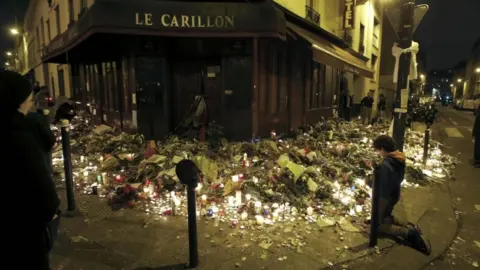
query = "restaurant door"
(172, 59, 223, 130)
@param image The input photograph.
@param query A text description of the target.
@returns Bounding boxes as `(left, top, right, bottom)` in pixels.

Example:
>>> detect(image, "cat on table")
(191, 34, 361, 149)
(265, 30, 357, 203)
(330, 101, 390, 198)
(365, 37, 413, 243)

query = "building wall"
(16, 0, 95, 99)
(274, 0, 384, 114)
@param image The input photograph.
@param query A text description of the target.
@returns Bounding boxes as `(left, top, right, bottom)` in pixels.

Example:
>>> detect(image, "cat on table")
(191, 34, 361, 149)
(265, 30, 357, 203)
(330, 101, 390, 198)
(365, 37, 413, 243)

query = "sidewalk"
(51, 182, 453, 270)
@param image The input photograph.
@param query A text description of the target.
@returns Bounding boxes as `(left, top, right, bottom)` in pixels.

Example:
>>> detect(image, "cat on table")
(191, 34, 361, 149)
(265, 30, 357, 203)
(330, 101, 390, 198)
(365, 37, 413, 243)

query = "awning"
(287, 22, 373, 78)
(43, 0, 286, 63)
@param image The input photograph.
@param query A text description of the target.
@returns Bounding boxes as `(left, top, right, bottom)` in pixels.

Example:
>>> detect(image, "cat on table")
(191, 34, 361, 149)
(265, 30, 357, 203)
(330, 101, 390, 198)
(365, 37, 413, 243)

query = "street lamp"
(476, 67, 480, 73)
(5, 62, 10, 66)
(9, 28, 19, 35)
(457, 78, 462, 83)
(420, 74, 425, 79)
(450, 84, 454, 87)
(6, 51, 12, 56)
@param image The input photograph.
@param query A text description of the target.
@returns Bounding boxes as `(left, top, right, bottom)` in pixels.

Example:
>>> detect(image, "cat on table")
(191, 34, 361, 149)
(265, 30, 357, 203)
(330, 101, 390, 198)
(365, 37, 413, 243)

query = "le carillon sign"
(135, 13, 235, 29)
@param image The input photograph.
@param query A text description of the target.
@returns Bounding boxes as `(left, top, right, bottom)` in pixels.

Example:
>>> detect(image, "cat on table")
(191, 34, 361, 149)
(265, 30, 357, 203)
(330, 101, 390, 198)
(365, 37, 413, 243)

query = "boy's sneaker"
(407, 228, 432, 255)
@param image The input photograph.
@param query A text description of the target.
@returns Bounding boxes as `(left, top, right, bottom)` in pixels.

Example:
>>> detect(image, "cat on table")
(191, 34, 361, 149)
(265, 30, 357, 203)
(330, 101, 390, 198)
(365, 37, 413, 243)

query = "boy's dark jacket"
(374, 151, 406, 199)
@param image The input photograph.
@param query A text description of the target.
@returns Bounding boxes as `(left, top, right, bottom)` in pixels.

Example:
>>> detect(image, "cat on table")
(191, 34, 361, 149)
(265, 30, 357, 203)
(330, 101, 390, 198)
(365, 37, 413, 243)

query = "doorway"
(172, 59, 222, 130)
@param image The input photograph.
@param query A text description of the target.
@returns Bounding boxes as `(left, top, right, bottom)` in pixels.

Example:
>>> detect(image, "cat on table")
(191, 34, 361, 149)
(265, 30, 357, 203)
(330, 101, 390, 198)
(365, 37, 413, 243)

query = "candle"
(245, 194, 252, 201)
(307, 206, 314, 216)
(232, 175, 239, 182)
(235, 190, 242, 206)
(272, 211, 279, 221)
(255, 215, 264, 225)
(201, 194, 207, 203)
(245, 160, 250, 167)
(228, 196, 235, 207)
(241, 211, 248, 221)
(214, 215, 220, 227)
(254, 201, 262, 214)
(80, 156, 85, 162)
(329, 130, 334, 140)
(143, 186, 149, 193)
(243, 153, 247, 161)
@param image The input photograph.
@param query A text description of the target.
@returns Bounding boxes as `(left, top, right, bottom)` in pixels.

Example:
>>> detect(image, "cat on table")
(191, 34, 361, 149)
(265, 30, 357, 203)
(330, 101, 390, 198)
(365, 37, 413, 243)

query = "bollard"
(60, 119, 76, 215)
(423, 127, 430, 165)
(176, 159, 200, 269)
(369, 168, 381, 247)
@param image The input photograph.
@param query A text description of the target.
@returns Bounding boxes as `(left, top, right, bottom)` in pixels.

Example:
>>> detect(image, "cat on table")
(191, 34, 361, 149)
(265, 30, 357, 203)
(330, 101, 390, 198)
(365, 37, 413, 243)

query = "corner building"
(19, 0, 384, 140)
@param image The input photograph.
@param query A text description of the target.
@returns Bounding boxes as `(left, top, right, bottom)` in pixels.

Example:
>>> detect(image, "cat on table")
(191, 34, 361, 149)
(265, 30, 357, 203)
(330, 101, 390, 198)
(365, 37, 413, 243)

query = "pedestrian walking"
(377, 94, 387, 124)
(473, 105, 480, 167)
(0, 70, 60, 269)
(360, 91, 374, 125)
(369, 135, 431, 254)
(26, 109, 56, 173)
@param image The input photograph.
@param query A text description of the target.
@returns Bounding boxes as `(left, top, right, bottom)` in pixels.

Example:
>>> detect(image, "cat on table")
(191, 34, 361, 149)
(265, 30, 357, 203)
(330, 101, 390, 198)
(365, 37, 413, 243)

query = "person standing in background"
(377, 94, 387, 124)
(361, 91, 374, 125)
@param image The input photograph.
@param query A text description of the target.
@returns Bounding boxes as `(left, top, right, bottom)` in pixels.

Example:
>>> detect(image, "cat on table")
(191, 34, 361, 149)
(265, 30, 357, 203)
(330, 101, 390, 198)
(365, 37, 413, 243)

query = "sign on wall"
(343, 0, 356, 29)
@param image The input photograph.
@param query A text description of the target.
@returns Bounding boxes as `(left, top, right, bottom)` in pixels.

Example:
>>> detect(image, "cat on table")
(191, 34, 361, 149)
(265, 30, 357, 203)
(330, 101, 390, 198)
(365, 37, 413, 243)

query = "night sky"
(0, 0, 479, 70)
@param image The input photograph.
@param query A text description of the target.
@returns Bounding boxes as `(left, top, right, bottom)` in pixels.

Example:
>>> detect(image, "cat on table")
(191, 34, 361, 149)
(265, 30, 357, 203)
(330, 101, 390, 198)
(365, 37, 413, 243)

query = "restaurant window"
(102, 62, 119, 111)
(309, 61, 325, 109)
(46, 20, 51, 42)
(277, 46, 288, 112)
(55, 6, 61, 35)
(85, 65, 92, 103)
(269, 45, 278, 114)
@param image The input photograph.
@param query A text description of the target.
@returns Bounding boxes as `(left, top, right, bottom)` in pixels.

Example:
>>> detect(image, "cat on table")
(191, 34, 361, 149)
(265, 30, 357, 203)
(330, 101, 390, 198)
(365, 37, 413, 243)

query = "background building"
(463, 37, 480, 98)
(449, 61, 466, 101)
(14, 0, 384, 140)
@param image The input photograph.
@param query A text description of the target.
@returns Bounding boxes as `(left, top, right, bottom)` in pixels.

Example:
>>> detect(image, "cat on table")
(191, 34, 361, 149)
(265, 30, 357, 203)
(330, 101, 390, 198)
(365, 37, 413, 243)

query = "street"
(424, 108, 480, 269)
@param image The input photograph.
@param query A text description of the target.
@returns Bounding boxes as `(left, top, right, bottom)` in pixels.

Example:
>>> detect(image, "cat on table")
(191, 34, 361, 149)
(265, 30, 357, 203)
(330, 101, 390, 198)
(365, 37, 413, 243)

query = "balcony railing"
(305, 5, 320, 25)
(343, 29, 353, 47)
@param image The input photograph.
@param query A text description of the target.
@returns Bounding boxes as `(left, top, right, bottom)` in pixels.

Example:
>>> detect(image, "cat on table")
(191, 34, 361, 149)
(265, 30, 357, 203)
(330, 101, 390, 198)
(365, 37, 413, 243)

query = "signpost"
(385, 1, 428, 151)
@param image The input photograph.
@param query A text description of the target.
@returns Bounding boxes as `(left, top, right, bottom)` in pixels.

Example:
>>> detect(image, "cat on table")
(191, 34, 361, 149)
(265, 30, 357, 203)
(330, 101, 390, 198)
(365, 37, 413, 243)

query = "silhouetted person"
(1, 70, 60, 270)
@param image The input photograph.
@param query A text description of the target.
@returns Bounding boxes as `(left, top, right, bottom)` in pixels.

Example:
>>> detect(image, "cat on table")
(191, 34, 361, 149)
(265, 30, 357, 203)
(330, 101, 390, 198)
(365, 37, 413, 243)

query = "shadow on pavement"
(133, 264, 187, 270)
